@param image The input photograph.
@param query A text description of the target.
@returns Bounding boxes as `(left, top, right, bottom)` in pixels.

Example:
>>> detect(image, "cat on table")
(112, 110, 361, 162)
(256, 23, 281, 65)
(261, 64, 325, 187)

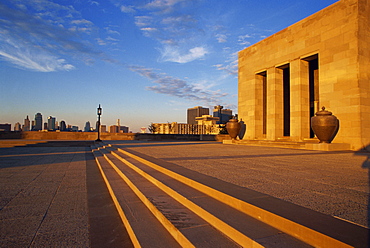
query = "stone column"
(254, 72, 267, 139)
(290, 58, 311, 141)
(266, 67, 284, 140)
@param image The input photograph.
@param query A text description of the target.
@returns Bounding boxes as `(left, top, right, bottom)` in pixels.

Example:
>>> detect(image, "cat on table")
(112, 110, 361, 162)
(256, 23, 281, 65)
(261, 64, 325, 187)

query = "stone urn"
(311, 107, 339, 143)
(226, 119, 241, 140)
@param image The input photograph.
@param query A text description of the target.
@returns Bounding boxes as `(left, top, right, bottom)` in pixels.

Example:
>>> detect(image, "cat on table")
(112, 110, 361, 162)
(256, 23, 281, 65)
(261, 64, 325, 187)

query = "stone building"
(151, 119, 220, 135)
(238, 0, 370, 150)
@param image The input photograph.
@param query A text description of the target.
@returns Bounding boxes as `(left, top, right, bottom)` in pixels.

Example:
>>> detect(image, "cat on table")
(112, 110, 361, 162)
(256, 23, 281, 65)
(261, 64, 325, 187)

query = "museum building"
(238, 0, 370, 150)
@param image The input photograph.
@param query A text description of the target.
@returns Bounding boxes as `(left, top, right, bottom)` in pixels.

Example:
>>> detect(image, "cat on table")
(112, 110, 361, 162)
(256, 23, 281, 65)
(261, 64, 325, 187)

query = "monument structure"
(238, 0, 370, 150)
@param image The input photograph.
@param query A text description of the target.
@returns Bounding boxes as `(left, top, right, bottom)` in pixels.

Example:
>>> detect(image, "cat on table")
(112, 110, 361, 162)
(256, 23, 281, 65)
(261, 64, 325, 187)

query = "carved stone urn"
(226, 119, 241, 140)
(311, 107, 339, 143)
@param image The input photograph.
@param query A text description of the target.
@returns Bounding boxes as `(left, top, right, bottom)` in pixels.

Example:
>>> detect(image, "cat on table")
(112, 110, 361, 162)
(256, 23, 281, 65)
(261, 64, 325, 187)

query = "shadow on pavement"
(354, 145, 370, 244)
(0, 141, 94, 169)
(108, 140, 216, 149)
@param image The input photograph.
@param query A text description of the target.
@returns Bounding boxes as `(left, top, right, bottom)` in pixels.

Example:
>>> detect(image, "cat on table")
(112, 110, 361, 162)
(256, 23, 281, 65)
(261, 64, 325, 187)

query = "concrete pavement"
(109, 140, 370, 229)
(0, 141, 91, 247)
(0, 140, 369, 247)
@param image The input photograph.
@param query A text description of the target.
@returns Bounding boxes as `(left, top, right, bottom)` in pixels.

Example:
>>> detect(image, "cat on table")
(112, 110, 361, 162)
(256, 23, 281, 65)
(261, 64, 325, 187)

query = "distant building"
(100, 125, 107, 133)
(120, 126, 129, 133)
(43, 122, 48, 130)
(84, 121, 91, 132)
(213, 105, 232, 124)
(0, 124, 11, 132)
(60, 121, 67, 131)
(187, 106, 209, 125)
(152, 120, 220, 135)
(109, 125, 119, 133)
(23, 115, 30, 131)
(71, 126, 79, 132)
(14, 122, 22, 131)
(34, 113, 43, 131)
(195, 115, 219, 126)
(47, 116, 56, 131)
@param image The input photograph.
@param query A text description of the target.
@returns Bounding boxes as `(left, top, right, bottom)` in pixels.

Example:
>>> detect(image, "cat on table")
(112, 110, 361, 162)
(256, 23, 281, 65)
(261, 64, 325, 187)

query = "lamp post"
(96, 104, 102, 142)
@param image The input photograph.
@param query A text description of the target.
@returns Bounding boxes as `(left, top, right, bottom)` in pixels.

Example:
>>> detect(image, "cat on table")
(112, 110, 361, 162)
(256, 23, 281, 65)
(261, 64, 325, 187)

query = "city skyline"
(3, 104, 232, 132)
(0, 0, 338, 132)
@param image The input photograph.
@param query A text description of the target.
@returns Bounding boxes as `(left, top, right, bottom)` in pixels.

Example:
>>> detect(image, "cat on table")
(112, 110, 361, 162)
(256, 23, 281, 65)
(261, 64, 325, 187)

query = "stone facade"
(238, 0, 370, 150)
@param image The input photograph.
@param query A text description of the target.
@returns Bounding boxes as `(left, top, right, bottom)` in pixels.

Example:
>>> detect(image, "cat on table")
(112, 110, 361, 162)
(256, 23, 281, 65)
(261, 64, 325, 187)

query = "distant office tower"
(187, 106, 209, 125)
(14, 122, 22, 131)
(109, 125, 119, 133)
(120, 126, 129, 133)
(84, 121, 91, 132)
(34, 113, 43, 131)
(71, 126, 79, 132)
(48, 116, 56, 131)
(100, 125, 107, 133)
(117, 119, 120, 127)
(60, 121, 67, 131)
(23, 115, 30, 131)
(0, 124, 11, 131)
(44, 122, 48, 130)
(213, 105, 232, 124)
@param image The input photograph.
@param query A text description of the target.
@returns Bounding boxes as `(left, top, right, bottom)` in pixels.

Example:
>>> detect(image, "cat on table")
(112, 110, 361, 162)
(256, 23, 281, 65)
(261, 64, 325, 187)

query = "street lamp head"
(97, 104, 102, 115)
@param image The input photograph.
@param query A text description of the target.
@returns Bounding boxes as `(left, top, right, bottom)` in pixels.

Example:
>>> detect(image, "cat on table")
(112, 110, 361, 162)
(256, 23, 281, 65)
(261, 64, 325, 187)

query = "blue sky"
(0, 0, 338, 132)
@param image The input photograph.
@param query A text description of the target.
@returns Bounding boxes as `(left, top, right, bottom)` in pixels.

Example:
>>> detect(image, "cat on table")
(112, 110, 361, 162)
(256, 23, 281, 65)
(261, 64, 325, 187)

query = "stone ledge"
(223, 139, 352, 151)
(305, 143, 351, 151)
(223, 139, 238, 144)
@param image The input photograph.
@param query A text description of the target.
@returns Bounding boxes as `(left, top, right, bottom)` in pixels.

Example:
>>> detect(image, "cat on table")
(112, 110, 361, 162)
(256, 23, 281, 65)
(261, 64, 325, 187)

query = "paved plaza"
(0, 140, 369, 247)
(110, 141, 370, 228)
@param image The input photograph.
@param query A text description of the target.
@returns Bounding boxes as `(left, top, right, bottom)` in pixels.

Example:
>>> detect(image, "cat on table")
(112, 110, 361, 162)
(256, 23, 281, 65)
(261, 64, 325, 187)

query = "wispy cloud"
(0, 0, 231, 105)
(123, 1, 208, 63)
(0, 49, 74, 72)
(129, 65, 228, 106)
(216, 34, 228, 43)
(160, 46, 208, 63)
(120, 5, 136, 13)
(144, 0, 187, 13)
(238, 34, 252, 46)
(213, 51, 238, 75)
(0, 1, 107, 71)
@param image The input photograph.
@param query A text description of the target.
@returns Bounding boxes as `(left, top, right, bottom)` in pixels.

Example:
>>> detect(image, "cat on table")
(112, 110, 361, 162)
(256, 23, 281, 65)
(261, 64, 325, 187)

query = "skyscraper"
(60, 121, 66, 131)
(34, 113, 42, 131)
(23, 115, 30, 131)
(47, 116, 56, 131)
(187, 106, 209, 125)
(84, 121, 91, 132)
(213, 105, 232, 124)
(14, 122, 22, 131)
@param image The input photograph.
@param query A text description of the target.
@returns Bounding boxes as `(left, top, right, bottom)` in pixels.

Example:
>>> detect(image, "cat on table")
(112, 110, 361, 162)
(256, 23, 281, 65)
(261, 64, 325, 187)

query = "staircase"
(91, 142, 361, 247)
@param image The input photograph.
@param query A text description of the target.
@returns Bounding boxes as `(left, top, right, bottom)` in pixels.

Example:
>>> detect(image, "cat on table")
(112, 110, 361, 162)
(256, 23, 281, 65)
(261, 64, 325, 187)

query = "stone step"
(90, 142, 363, 247)
(91, 145, 181, 248)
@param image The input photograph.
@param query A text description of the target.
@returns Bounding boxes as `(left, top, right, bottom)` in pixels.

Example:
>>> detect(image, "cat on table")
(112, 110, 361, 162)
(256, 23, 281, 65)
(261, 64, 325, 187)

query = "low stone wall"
(0, 131, 228, 141)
